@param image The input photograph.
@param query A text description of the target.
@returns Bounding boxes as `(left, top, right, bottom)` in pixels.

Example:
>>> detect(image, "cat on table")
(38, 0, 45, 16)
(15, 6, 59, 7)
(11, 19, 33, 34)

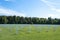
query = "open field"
(0, 24, 60, 40)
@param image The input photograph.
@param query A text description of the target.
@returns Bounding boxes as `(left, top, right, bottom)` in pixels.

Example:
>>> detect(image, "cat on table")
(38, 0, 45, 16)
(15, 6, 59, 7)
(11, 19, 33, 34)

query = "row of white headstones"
(14, 25, 58, 34)
(0, 25, 58, 34)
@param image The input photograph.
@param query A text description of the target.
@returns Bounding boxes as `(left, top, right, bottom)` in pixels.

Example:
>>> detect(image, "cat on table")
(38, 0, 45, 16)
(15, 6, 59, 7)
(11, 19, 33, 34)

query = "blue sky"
(0, 0, 60, 18)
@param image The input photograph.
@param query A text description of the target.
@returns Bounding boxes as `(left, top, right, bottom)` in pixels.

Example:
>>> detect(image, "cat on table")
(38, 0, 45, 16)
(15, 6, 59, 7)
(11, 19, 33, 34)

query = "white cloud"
(4, 0, 16, 2)
(47, 14, 58, 18)
(0, 8, 26, 17)
(5, 0, 9, 1)
(41, 0, 54, 8)
(51, 8, 60, 13)
(41, 0, 60, 18)
(41, 0, 60, 12)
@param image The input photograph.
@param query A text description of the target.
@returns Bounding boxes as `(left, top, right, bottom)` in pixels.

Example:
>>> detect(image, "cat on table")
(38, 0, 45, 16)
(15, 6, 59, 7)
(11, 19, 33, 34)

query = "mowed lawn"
(0, 25, 60, 40)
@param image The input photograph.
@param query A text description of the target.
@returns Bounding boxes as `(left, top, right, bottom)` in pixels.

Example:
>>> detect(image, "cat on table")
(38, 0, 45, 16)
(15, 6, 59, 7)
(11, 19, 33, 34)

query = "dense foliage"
(0, 16, 60, 24)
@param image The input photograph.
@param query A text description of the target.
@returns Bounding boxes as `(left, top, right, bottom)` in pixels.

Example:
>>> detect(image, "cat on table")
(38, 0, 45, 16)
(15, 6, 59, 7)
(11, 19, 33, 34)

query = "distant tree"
(0, 16, 60, 24)
(0, 16, 8, 24)
(48, 17, 52, 24)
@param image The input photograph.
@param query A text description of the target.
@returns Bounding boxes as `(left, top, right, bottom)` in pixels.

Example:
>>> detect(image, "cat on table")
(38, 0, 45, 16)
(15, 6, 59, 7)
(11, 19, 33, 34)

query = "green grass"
(0, 25, 60, 40)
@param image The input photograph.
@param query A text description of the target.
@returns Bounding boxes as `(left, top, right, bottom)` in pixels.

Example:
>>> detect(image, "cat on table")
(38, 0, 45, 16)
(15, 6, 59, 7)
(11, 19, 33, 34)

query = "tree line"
(0, 16, 60, 24)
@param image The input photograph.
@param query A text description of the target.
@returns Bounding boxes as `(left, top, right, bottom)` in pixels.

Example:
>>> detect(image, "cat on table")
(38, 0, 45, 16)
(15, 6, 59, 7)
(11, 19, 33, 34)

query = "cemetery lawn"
(0, 25, 60, 40)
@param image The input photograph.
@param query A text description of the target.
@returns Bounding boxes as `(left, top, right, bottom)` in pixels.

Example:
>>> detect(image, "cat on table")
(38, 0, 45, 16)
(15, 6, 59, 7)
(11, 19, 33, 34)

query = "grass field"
(0, 24, 60, 40)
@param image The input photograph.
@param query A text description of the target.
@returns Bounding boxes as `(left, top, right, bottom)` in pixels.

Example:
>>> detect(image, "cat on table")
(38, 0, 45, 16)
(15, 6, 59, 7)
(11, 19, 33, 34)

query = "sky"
(0, 0, 60, 18)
